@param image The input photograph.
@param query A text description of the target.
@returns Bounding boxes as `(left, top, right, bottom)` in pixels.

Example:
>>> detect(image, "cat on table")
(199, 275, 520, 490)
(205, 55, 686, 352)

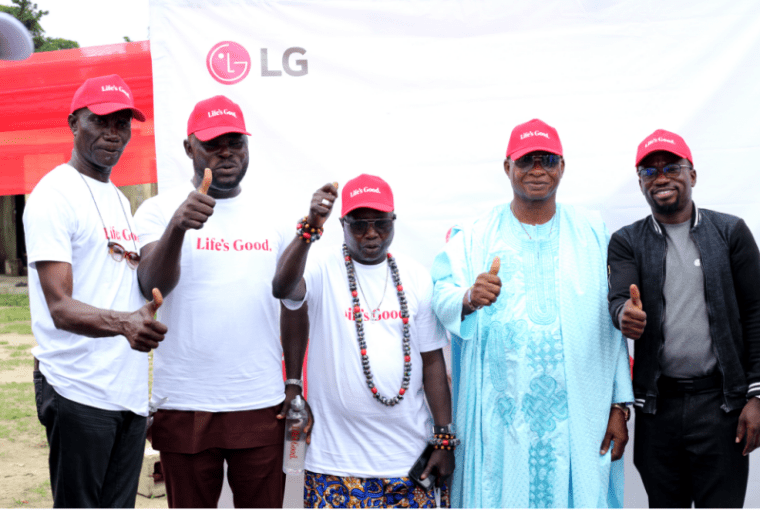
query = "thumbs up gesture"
(124, 288, 169, 352)
(147, 287, 164, 315)
(172, 168, 216, 231)
(197, 167, 212, 195)
(466, 256, 502, 313)
(621, 284, 647, 340)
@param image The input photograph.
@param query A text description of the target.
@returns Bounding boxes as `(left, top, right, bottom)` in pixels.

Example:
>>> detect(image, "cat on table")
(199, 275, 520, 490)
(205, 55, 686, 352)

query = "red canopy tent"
(0, 45, 310, 385)
(0, 41, 156, 196)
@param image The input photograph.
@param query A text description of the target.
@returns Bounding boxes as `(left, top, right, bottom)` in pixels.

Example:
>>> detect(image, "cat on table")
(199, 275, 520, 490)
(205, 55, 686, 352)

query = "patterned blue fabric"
(304, 470, 449, 508)
(431, 204, 634, 508)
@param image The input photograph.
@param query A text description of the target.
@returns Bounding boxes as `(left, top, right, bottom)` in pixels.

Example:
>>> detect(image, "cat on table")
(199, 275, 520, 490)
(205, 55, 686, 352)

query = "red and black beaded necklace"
(343, 244, 411, 406)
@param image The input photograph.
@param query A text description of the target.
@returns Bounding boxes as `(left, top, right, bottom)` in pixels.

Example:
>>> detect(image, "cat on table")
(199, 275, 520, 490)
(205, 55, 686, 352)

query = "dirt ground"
(0, 333, 36, 384)
(0, 332, 167, 508)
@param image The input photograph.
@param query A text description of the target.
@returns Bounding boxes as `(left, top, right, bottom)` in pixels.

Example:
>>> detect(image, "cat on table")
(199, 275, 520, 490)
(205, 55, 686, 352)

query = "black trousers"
(34, 370, 147, 508)
(633, 387, 748, 508)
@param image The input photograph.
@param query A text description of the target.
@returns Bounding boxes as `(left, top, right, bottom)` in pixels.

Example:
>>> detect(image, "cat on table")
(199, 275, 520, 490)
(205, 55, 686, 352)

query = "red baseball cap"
(187, 95, 251, 142)
(506, 118, 563, 160)
(70, 74, 146, 122)
(635, 129, 692, 166)
(341, 174, 394, 217)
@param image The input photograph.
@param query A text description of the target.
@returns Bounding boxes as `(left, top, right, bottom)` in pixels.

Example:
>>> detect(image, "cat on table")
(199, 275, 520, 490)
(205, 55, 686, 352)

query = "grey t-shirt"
(660, 220, 717, 378)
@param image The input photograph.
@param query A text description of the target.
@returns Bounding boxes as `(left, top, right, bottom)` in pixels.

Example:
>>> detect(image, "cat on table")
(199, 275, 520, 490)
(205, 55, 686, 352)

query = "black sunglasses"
(343, 214, 397, 235)
(512, 153, 562, 170)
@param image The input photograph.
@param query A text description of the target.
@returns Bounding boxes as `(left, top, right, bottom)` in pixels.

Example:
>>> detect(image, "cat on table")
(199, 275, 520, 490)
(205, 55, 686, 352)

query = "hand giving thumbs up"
(464, 256, 502, 315)
(197, 168, 212, 195)
(173, 168, 216, 231)
(124, 288, 168, 352)
(621, 284, 646, 340)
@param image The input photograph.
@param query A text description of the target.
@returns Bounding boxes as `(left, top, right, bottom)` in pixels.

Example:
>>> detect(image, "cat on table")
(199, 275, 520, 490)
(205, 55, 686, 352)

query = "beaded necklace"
(343, 244, 411, 406)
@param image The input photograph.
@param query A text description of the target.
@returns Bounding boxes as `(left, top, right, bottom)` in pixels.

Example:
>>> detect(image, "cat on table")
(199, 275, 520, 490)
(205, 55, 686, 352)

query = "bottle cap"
(291, 395, 305, 412)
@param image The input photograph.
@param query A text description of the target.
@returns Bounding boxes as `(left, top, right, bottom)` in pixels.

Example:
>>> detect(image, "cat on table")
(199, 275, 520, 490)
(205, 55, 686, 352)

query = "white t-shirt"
(24, 164, 149, 415)
(283, 249, 448, 478)
(135, 182, 288, 412)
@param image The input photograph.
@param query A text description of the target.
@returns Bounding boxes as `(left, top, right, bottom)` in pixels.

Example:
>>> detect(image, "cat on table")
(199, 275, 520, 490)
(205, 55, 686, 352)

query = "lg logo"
(207, 41, 250, 84)
(207, 41, 308, 85)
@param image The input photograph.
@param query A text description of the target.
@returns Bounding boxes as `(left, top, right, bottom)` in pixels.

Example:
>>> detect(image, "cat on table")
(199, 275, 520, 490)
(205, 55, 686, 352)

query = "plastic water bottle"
(282, 395, 307, 474)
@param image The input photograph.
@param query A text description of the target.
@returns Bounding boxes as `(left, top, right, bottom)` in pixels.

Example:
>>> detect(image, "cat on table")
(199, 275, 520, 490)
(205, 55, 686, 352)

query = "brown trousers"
(151, 405, 286, 508)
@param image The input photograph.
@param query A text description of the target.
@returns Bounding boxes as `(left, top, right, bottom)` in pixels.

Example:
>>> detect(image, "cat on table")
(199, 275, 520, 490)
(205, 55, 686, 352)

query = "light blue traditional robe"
(431, 203, 633, 508)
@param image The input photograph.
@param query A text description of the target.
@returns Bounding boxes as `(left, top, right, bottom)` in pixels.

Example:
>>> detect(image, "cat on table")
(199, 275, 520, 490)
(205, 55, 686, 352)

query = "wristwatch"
(433, 423, 454, 435)
(284, 378, 303, 388)
(611, 403, 631, 421)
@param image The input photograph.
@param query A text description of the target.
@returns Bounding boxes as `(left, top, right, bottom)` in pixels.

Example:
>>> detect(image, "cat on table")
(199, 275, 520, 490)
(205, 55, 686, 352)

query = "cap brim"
(509, 145, 562, 161)
(0, 13, 33, 61)
(342, 201, 394, 217)
(89, 102, 147, 122)
(192, 125, 252, 142)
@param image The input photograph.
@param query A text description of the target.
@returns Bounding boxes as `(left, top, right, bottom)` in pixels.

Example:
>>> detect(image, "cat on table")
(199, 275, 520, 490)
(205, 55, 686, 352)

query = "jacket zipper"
(691, 229, 728, 411)
(653, 237, 666, 410)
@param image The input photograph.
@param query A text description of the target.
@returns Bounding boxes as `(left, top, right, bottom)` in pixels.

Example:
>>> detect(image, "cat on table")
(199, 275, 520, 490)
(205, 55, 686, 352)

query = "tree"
(36, 37, 79, 52)
(0, 0, 79, 52)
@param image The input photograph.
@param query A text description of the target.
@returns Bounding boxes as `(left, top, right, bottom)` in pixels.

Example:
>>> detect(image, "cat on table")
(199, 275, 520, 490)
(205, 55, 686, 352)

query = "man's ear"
(68, 112, 78, 136)
(183, 137, 194, 159)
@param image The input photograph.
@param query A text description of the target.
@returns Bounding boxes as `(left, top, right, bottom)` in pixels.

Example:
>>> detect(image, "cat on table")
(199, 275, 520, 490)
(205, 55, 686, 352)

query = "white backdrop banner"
(148, 0, 760, 505)
(149, 0, 760, 269)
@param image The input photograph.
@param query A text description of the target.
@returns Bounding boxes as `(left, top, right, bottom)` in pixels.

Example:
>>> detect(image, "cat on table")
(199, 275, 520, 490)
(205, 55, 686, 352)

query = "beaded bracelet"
(297, 216, 323, 243)
(428, 433, 461, 450)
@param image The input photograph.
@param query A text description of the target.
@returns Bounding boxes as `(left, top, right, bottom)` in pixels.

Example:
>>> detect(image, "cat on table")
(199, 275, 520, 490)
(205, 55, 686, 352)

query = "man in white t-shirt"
(272, 174, 455, 508)
(24, 74, 168, 508)
(134, 95, 310, 508)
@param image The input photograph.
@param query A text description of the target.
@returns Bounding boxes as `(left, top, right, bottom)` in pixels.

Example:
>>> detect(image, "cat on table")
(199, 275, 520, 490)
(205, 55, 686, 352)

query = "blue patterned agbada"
(431, 203, 633, 508)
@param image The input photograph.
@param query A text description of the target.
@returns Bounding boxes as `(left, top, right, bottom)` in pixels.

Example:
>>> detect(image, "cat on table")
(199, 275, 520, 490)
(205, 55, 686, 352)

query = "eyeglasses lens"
(515, 154, 560, 169)
(348, 219, 394, 235)
(109, 242, 126, 262)
(639, 164, 685, 181)
(125, 253, 141, 269)
(108, 242, 140, 269)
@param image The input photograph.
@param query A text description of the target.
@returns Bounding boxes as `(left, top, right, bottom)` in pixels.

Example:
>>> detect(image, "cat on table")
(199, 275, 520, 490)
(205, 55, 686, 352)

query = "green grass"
(0, 324, 33, 335)
(0, 293, 33, 337)
(0, 382, 38, 440)
(0, 295, 51, 507)
(0, 308, 31, 323)
(0, 358, 26, 372)
(29, 480, 50, 498)
(0, 295, 28, 307)
(0, 344, 34, 372)
(10, 480, 51, 508)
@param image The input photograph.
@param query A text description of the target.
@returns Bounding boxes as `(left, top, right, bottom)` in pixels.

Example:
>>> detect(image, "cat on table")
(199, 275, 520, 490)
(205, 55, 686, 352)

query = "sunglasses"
(108, 241, 140, 270)
(343, 214, 396, 235)
(637, 164, 692, 182)
(512, 154, 562, 170)
(77, 171, 141, 270)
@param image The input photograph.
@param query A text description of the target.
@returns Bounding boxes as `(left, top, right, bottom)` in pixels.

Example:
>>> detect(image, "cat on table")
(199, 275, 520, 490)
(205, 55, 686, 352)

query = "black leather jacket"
(608, 205, 760, 413)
